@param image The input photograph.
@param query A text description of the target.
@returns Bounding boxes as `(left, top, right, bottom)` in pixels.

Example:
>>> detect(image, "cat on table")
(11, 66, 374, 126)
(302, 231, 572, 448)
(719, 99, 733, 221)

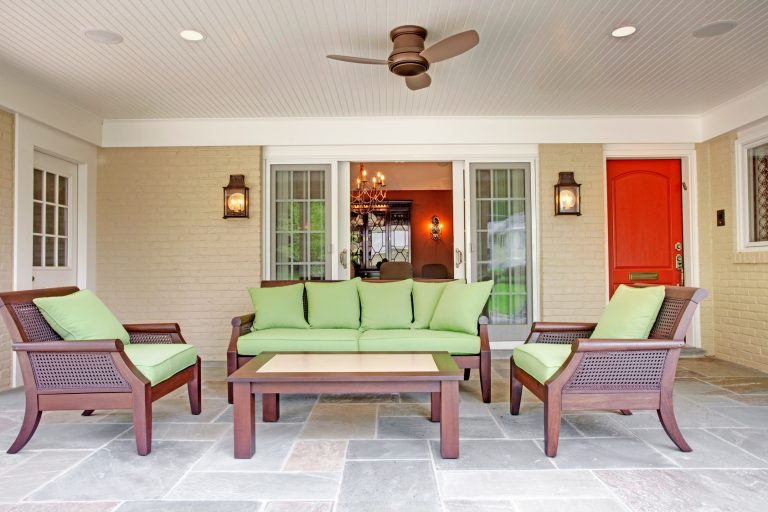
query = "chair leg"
(543, 392, 561, 457)
(510, 363, 523, 415)
(7, 402, 42, 454)
(82, 410, 95, 416)
(227, 382, 234, 405)
(480, 351, 491, 403)
(188, 358, 202, 415)
(619, 409, 632, 416)
(658, 397, 691, 452)
(133, 386, 152, 456)
(463, 368, 471, 381)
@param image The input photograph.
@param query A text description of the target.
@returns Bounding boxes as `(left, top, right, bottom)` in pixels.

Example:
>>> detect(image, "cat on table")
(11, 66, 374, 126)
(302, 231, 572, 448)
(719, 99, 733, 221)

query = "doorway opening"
(349, 161, 454, 279)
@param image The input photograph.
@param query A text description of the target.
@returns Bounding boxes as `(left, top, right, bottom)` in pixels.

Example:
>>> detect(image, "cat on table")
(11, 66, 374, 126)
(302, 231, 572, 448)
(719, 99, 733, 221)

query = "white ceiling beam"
(700, 81, 768, 141)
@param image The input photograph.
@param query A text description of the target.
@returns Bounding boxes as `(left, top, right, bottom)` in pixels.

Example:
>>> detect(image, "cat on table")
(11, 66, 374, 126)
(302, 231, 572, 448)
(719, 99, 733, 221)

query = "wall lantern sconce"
(554, 172, 581, 216)
(430, 215, 443, 240)
(223, 174, 249, 218)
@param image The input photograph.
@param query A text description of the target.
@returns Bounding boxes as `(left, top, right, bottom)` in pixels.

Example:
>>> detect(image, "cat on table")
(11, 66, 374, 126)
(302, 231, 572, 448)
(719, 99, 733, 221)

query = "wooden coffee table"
(228, 352, 463, 459)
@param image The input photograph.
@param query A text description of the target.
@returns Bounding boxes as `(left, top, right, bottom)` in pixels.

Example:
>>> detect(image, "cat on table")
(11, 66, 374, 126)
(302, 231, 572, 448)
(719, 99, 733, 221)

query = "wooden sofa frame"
(0, 286, 202, 456)
(510, 284, 708, 457)
(227, 279, 491, 404)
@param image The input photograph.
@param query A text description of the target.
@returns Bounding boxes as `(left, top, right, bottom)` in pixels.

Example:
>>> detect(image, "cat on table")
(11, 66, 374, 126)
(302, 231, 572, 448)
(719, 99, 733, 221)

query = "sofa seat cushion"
(123, 344, 198, 386)
(358, 329, 480, 355)
(237, 328, 360, 356)
(512, 343, 573, 384)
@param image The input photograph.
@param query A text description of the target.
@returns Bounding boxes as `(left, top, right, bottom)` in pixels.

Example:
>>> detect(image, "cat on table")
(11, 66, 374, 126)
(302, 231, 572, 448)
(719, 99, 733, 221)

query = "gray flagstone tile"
(0, 388, 25, 412)
(166, 472, 340, 501)
(283, 440, 347, 471)
(443, 500, 516, 512)
(612, 398, 744, 428)
(377, 415, 503, 440)
(706, 428, 768, 461)
(346, 439, 430, 460)
(538, 437, 678, 469)
(103, 398, 229, 424)
(0, 422, 130, 451)
(264, 502, 333, 512)
(319, 393, 399, 403)
(0, 503, 119, 512)
(430, 439, 554, 470)
(514, 498, 629, 512)
(119, 422, 231, 442)
(438, 470, 612, 500)
(0, 450, 93, 501)
(563, 413, 634, 438)
(301, 404, 377, 439)
(595, 469, 768, 512)
(192, 423, 301, 471)
(336, 460, 440, 512)
(631, 428, 768, 468)
(114, 501, 261, 512)
(708, 406, 768, 428)
(215, 394, 317, 424)
(489, 403, 582, 440)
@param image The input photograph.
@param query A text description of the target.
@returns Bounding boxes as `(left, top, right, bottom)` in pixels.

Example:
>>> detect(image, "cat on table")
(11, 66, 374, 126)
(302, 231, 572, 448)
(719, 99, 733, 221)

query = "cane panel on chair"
(564, 350, 667, 393)
(649, 297, 687, 340)
(11, 303, 63, 342)
(29, 352, 131, 391)
(538, 330, 595, 344)
(129, 332, 176, 344)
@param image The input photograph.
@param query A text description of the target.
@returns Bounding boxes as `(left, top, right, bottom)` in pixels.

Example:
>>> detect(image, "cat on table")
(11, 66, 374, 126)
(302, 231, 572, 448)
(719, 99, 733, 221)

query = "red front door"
(607, 159, 683, 295)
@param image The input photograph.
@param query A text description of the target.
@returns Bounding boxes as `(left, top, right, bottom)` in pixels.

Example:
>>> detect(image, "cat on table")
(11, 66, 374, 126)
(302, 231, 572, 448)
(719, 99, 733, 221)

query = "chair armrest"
(228, 314, 254, 354)
(531, 321, 598, 332)
(12, 340, 124, 352)
(572, 339, 684, 352)
(231, 313, 255, 329)
(123, 323, 180, 333)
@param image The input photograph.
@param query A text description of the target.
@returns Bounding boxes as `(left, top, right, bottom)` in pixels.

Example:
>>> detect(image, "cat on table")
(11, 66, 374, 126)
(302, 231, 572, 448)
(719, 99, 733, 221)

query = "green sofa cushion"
(411, 281, 450, 329)
(123, 344, 198, 386)
(429, 280, 493, 335)
(358, 279, 414, 330)
(358, 329, 480, 355)
(33, 289, 131, 345)
(237, 328, 360, 356)
(305, 279, 361, 329)
(513, 343, 573, 384)
(591, 284, 665, 339)
(249, 283, 309, 331)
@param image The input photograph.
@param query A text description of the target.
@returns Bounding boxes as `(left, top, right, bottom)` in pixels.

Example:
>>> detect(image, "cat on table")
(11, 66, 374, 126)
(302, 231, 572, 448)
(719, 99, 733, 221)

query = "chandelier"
(351, 164, 387, 214)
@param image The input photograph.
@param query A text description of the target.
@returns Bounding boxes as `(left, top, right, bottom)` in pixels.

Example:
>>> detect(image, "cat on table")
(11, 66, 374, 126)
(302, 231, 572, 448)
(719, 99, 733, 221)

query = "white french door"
(31, 151, 78, 288)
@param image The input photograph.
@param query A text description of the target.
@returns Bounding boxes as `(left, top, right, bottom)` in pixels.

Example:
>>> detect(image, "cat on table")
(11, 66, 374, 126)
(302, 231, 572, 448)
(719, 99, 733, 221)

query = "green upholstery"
(33, 289, 131, 345)
(513, 344, 573, 384)
(359, 329, 480, 355)
(358, 279, 414, 330)
(123, 344, 198, 386)
(430, 280, 493, 335)
(305, 279, 361, 329)
(591, 284, 665, 339)
(411, 281, 449, 329)
(249, 283, 308, 331)
(237, 328, 360, 356)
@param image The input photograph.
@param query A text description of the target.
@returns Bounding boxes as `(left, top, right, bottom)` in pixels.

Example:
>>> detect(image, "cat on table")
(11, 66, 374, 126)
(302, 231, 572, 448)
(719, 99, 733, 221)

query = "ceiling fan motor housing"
(388, 25, 430, 76)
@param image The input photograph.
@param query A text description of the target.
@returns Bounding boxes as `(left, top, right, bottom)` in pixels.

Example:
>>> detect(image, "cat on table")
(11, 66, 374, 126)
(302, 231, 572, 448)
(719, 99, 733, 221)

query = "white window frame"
(735, 126, 768, 252)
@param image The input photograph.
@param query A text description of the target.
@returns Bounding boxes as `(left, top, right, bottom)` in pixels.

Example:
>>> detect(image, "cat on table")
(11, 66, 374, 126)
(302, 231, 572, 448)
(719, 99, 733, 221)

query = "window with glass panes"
(33, 169, 70, 268)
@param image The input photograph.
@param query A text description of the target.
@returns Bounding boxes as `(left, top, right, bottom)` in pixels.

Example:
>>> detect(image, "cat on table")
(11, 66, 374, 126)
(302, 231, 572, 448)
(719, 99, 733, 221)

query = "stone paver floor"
(0, 354, 767, 511)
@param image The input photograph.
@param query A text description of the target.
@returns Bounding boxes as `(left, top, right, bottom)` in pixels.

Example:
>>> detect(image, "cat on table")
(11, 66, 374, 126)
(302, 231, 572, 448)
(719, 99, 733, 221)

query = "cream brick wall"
(97, 147, 262, 361)
(0, 109, 14, 391)
(538, 144, 606, 322)
(697, 132, 768, 372)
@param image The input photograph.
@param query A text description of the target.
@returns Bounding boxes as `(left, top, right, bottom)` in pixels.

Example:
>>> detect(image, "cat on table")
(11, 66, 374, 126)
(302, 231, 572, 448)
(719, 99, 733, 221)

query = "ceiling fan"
(327, 25, 479, 91)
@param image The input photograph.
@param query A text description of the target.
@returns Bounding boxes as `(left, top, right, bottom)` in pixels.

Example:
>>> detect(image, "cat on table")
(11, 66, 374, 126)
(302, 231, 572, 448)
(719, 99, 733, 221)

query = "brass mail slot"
(629, 272, 659, 281)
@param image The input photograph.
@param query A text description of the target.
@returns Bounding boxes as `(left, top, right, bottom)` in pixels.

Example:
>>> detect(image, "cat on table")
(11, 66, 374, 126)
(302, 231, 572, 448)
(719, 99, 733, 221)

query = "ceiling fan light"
(180, 29, 206, 42)
(611, 25, 637, 38)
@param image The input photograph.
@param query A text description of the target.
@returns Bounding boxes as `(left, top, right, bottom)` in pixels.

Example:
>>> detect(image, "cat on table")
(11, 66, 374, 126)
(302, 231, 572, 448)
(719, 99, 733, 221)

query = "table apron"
(250, 380, 442, 394)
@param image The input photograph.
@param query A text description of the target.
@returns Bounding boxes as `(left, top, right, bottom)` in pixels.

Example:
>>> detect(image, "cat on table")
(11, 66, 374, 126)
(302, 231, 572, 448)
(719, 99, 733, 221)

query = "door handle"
(339, 249, 348, 269)
(455, 249, 463, 268)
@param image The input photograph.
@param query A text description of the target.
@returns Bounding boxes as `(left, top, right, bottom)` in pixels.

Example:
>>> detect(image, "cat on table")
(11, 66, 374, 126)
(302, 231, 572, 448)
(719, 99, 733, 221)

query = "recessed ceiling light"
(83, 29, 123, 44)
(611, 25, 637, 38)
(693, 20, 737, 38)
(179, 29, 206, 42)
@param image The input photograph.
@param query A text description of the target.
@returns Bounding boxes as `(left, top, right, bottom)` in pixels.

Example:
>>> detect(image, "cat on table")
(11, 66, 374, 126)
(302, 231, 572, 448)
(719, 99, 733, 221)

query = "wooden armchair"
(0, 286, 201, 455)
(510, 285, 708, 457)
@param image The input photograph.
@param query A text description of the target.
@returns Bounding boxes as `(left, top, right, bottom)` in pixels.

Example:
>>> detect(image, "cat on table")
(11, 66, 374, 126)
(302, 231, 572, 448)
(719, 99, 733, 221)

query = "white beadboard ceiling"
(1, 0, 767, 119)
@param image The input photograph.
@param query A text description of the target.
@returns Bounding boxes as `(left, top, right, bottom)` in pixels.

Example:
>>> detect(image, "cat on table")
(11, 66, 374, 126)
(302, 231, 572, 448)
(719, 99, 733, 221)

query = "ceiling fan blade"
(405, 73, 431, 91)
(327, 55, 389, 65)
(421, 30, 479, 63)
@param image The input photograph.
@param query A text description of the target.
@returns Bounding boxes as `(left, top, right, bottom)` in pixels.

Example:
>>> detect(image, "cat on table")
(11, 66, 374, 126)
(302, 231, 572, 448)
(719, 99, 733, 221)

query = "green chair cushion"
(305, 279, 361, 329)
(411, 281, 450, 329)
(237, 328, 360, 356)
(358, 279, 414, 330)
(33, 289, 131, 345)
(513, 343, 573, 384)
(591, 284, 665, 339)
(358, 329, 480, 355)
(123, 344, 198, 386)
(249, 283, 309, 331)
(429, 280, 493, 335)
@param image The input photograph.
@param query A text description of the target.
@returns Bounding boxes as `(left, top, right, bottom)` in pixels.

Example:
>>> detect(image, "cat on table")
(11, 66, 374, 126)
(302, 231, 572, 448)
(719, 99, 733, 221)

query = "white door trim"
(603, 144, 702, 348)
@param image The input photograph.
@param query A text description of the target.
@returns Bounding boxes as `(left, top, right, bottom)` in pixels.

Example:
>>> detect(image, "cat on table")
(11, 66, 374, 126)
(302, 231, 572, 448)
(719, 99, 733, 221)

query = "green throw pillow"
(249, 283, 309, 331)
(358, 279, 414, 330)
(429, 280, 494, 335)
(305, 278, 361, 329)
(590, 284, 665, 339)
(33, 289, 130, 345)
(411, 281, 450, 328)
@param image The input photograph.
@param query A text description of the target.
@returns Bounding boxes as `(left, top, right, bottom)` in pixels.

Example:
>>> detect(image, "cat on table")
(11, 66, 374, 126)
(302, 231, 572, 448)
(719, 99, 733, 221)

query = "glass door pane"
(470, 163, 532, 340)
(271, 164, 332, 280)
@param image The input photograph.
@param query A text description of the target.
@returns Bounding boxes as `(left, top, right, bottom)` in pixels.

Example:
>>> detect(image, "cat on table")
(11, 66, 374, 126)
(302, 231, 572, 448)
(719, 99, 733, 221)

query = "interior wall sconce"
(430, 215, 443, 240)
(223, 174, 249, 218)
(554, 171, 581, 216)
